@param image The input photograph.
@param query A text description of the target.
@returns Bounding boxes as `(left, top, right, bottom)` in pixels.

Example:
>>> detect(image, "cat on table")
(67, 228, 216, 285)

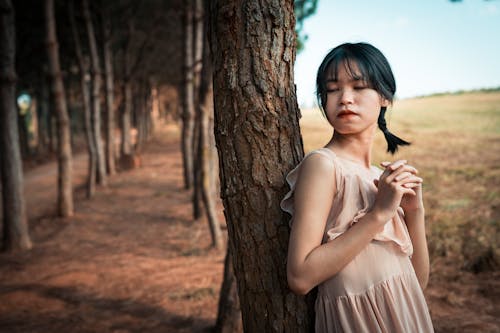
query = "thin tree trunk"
(120, 21, 134, 158)
(196, 11, 222, 249)
(209, 0, 314, 331)
(0, 0, 32, 252)
(191, 0, 205, 218)
(39, 75, 50, 153)
(199, 86, 223, 250)
(214, 248, 243, 333)
(181, 0, 195, 190)
(83, 0, 106, 186)
(69, 0, 96, 198)
(121, 79, 132, 156)
(45, 0, 74, 217)
(102, 12, 116, 175)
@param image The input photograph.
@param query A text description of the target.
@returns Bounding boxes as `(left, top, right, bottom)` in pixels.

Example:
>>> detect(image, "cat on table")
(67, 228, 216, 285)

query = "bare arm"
(388, 161, 430, 289)
(287, 156, 416, 295)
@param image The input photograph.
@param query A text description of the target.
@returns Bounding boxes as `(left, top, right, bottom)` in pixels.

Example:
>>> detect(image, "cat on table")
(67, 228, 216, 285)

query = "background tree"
(0, 0, 32, 252)
(181, 0, 195, 189)
(69, 0, 96, 198)
(102, 4, 116, 176)
(210, 0, 313, 331)
(294, 0, 318, 52)
(82, 0, 106, 186)
(45, 0, 74, 217)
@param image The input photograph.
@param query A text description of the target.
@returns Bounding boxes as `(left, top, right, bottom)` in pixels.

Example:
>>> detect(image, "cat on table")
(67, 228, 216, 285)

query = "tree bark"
(0, 0, 32, 252)
(83, 0, 106, 186)
(69, 0, 96, 198)
(209, 0, 314, 331)
(214, 248, 243, 333)
(102, 10, 116, 175)
(181, 0, 195, 190)
(45, 0, 74, 217)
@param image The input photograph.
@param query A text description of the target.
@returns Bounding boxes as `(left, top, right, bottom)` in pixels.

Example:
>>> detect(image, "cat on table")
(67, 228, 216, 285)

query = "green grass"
(299, 91, 500, 269)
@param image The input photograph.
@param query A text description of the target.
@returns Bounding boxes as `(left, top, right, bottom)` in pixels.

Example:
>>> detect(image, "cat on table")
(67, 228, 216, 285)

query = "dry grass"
(299, 91, 500, 270)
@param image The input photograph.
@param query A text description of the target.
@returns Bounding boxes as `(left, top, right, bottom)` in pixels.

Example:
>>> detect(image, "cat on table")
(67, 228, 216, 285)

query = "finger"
(402, 187, 417, 196)
(397, 176, 423, 186)
(394, 171, 412, 182)
(404, 164, 419, 175)
(386, 165, 419, 183)
(380, 161, 391, 167)
(379, 160, 406, 181)
(402, 182, 421, 188)
(385, 165, 415, 183)
(387, 160, 407, 171)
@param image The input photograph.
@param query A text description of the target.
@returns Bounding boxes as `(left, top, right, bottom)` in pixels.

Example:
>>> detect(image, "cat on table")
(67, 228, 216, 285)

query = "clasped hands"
(372, 160, 424, 221)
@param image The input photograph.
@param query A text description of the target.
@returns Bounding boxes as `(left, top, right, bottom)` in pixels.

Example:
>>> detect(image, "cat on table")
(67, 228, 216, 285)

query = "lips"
(337, 110, 358, 117)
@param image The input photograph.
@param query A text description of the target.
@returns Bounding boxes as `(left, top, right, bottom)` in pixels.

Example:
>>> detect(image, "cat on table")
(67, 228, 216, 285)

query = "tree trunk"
(215, 248, 243, 333)
(45, 0, 74, 217)
(191, 0, 205, 220)
(209, 0, 314, 331)
(69, 0, 96, 198)
(196, 11, 223, 250)
(121, 79, 132, 156)
(102, 12, 116, 175)
(83, 0, 106, 186)
(39, 75, 50, 153)
(181, 0, 195, 190)
(0, 0, 32, 252)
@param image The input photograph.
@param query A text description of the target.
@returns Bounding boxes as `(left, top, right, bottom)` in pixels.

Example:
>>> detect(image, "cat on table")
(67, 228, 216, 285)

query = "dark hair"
(315, 42, 410, 154)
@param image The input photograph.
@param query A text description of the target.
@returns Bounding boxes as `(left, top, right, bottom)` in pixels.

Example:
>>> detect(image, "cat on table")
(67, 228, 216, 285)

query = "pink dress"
(281, 148, 434, 332)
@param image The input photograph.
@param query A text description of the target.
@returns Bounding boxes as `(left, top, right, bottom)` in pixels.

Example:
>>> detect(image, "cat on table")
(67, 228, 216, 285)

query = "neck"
(326, 125, 376, 169)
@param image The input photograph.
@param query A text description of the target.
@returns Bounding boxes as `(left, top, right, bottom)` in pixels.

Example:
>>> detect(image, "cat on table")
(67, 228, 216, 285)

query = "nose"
(340, 89, 354, 105)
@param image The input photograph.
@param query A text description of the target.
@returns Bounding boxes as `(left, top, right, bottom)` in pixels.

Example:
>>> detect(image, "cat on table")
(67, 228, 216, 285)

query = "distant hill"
(410, 86, 500, 99)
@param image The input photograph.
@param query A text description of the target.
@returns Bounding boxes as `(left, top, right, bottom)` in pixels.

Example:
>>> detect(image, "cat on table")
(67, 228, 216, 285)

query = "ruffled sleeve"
(280, 149, 338, 220)
(327, 206, 413, 256)
(280, 163, 300, 217)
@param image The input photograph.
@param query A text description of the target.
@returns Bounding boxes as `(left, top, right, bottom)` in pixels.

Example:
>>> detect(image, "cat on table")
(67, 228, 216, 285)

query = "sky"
(295, 0, 500, 107)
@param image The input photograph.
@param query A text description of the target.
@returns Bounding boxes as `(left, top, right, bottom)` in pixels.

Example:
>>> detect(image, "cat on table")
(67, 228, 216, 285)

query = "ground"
(0, 122, 499, 332)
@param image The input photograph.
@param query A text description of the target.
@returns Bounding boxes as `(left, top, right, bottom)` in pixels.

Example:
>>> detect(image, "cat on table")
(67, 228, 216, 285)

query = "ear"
(380, 97, 390, 107)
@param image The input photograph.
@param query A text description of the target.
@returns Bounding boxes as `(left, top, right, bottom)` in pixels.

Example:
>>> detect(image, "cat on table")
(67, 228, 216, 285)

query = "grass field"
(299, 91, 500, 270)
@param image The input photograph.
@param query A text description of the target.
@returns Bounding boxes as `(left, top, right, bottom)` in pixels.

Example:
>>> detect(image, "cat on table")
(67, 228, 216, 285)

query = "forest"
(1, 0, 499, 332)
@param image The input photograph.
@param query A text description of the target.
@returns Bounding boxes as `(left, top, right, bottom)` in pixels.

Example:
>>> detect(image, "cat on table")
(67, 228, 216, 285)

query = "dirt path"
(1, 125, 499, 332)
(0, 127, 225, 332)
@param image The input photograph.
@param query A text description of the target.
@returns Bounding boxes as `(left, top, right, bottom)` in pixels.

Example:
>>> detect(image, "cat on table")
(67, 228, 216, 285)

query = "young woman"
(281, 42, 434, 332)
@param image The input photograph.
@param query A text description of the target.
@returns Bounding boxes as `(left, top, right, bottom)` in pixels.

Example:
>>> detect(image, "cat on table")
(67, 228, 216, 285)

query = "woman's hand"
(372, 160, 423, 222)
(400, 179, 425, 213)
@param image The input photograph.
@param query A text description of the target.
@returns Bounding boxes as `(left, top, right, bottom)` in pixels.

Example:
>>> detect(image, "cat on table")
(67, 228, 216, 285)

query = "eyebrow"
(325, 77, 365, 83)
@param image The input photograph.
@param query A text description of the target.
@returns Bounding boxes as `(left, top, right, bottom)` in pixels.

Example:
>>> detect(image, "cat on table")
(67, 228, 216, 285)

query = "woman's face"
(324, 61, 388, 135)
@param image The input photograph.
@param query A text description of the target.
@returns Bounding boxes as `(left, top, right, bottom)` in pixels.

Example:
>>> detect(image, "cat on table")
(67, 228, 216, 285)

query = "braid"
(377, 107, 410, 154)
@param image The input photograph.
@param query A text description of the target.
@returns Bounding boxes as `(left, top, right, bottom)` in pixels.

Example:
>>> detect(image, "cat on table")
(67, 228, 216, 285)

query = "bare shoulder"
(299, 151, 336, 181)
(295, 151, 337, 198)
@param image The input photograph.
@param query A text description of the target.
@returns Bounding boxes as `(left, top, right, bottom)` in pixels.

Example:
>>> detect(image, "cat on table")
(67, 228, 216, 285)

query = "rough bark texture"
(83, 0, 106, 186)
(0, 0, 32, 252)
(69, 0, 96, 198)
(102, 13, 116, 176)
(181, 0, 195, 190)
(45, 0, 74, 217)
(214, 248, 243, 333)
(210, 0, 314, 331)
